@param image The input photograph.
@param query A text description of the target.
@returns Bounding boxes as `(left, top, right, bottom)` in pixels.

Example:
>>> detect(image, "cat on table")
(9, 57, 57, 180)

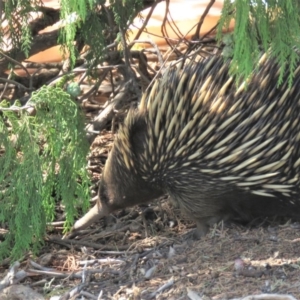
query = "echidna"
(73, 53, 300, 237)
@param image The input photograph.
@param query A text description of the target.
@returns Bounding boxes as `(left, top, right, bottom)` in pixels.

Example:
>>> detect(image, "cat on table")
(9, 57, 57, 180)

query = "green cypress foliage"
(0, 87, 90, 260)
(59, 0, 143, 67)
(218, 0, 300, 86)
(2, 0, 40, 57)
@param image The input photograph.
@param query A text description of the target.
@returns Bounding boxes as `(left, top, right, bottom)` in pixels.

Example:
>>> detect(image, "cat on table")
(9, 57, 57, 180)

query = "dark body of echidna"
(74, 53, 300, 236)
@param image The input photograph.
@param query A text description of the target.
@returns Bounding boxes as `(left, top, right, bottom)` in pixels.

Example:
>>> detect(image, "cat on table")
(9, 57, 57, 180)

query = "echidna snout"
(74, 53, 300, 236)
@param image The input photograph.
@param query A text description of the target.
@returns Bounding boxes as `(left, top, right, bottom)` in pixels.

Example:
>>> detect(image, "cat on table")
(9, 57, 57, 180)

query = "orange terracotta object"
(5, 1, 234, 68)
(128, 0, 234, 47)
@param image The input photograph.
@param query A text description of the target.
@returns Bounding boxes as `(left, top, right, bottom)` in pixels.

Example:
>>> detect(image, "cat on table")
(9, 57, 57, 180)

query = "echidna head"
(98, 115, 164, 214)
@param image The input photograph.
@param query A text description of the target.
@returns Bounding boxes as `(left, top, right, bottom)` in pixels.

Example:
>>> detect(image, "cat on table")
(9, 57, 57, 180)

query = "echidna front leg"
(194, 219, 211, 239)
(194, 216, 225, 239)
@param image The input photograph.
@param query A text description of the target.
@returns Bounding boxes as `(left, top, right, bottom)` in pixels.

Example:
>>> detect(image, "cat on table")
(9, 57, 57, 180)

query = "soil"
(2, 133, 300, 300)
(21, 201, 300, 299)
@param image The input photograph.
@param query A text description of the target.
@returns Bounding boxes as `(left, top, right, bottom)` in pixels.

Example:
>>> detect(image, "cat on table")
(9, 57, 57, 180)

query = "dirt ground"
(23, 200, 300, 299)
(2, 133, 300, 300)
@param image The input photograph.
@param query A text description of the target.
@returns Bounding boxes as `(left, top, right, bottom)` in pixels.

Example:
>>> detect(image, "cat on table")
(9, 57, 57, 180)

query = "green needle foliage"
(2, 0, 40, 57)
(218, 0, 300, 86)
(59, 0, 143, 67)
(0, 87, 90, 260)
